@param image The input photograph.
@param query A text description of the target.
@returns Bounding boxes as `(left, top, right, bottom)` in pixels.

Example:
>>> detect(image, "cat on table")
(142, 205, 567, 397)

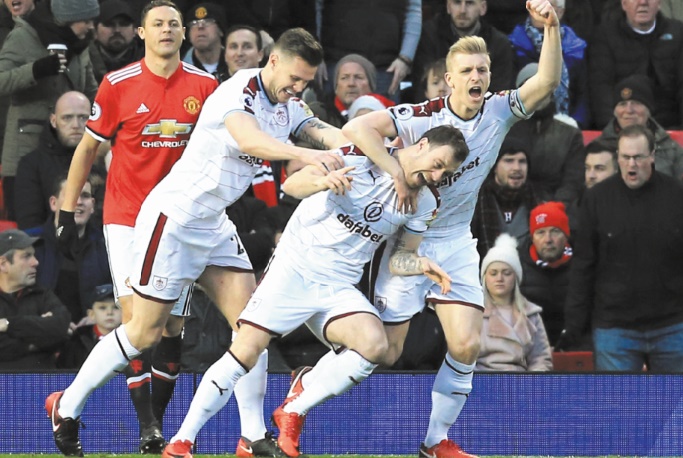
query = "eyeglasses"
(618, 152, 652, 164)
(188, 18, 216, 28)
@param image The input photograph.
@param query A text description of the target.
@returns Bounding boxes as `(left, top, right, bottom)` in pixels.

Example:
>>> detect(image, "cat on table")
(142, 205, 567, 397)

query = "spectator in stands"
(88, 0, 144, 83)
(519, 201, 574, 346)
(182, 3, 228, 82)
(0, 228, 71, 369)
(309, 54, 392, 128)
(589, 0, 683, 130)
(415, 0, 514, 94)
(420, 58, 451, 101)
(509, 0, 590, 128)
(477, 233, 553, 372)
(15, 91, 93, 232)
(561, 125, 683, 371)
(596, 75, 683, 180)
(567, 138, 618, 240)
(507, 64, 586, 205)
(0, 0, 99, 221)
(317, 0, 421, 101)
(472, 133, 541, 259)
(1, 0, 36, 184)
(223, 25, 263, 80)
(35, 175, 111, 329)
(57, 283, 121, 369)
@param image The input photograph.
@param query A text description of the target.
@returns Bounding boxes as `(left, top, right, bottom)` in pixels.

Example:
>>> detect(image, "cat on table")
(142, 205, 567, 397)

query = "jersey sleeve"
(404, 186, 440, 234)
(501, 89, 532, 120)
(289, 97, 316, 136)
(387, 103, 435, 145)
(85, 78, 120, 141)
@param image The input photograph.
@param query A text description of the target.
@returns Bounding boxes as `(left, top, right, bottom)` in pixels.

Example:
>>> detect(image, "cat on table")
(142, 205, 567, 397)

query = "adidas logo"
(136, 103, 150, 114)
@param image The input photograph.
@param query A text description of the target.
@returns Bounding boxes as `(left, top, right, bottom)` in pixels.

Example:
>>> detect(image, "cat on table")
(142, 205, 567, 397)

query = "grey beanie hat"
(335, 53, 377, 93)
(51, 0, 100, 23)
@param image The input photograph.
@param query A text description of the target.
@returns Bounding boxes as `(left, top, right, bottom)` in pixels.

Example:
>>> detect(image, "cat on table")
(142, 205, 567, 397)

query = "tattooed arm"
(388, 228, 452, 294)
(225, 112, 344, 173)
(298, 118, 351, 150)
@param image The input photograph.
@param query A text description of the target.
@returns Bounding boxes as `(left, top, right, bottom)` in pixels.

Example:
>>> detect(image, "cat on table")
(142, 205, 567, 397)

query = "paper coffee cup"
(47, 44, 68, 55)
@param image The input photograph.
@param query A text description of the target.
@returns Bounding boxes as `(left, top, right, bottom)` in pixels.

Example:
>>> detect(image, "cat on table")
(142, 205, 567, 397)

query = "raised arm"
(226, 112, 344, 174)
(517, 0, 562, 113)
(282, 164, 355, 199)
(343, 110, 416, 213)
(388, 229, 451, 294)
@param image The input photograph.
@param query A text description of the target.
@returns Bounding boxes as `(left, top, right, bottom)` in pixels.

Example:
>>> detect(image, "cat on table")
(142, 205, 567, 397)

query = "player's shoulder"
(418, 185, 441, 212)
(390, 97, 449, 121)
(104, 61, 143, 86)
(180, 62, 220, 83)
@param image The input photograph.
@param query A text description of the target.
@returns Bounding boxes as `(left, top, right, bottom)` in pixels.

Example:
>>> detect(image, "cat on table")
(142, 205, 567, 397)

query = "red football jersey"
(86, 59, 218, 226)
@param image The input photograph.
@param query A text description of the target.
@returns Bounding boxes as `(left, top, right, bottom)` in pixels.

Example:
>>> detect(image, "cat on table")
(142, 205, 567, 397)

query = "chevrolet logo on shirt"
(142, 119, 193, 138)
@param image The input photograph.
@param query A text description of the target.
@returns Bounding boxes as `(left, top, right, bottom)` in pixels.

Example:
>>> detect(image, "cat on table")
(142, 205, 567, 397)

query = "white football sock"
(172, 351, 247, 443)
(423, 354, 474, 448)
(284, 350, 376, 415)
(60, 326, 140, 418)
(298, 348, 337, 390)
(234, 348, 268, 441)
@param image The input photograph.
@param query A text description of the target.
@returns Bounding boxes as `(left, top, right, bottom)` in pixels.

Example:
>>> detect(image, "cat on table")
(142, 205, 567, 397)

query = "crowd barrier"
(2, 371, 682, 456)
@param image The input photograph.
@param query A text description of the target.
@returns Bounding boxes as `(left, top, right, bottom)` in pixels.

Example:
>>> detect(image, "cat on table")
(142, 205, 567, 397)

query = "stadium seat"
(667, 130, 683, 147)
(0, 220, 18, 232)
(552, 351, 594, 371)
(582, 130, 601, 145)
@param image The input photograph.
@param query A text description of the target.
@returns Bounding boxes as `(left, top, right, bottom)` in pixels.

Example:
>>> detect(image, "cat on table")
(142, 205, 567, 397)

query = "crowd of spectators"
(1, 0, 682, 373)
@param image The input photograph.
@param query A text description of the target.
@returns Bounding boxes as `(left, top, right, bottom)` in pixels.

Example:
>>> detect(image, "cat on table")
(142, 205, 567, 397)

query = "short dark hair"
(225, 24, 263, 51)
(141, 0, 183, 27)
(51, 173, 93, 199)
(618, 124, 655, 153)
(586, 138, 618, 168)
(273, 28, 323, 67)
(419, 125, 469, 164)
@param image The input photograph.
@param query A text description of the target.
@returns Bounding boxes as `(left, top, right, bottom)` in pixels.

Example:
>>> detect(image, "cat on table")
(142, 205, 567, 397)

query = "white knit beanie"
(51, 0, 100, 23)
(480, 233, 523, 285)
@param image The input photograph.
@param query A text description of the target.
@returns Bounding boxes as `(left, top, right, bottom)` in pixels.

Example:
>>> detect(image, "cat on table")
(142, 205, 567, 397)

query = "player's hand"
(304, 150, 345, 175)
(527, 0, 559, 27)
(56, 209, 79, 259)
(420, 257, 452, 294)
(317, 165, 355, 195)
(393, 171, 418, 214)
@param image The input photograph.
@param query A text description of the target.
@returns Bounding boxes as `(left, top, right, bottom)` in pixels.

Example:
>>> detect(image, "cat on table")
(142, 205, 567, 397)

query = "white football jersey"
(275, 146, 440, 286)
(388, 91, 530, 239)
(148, 68, 315, 227)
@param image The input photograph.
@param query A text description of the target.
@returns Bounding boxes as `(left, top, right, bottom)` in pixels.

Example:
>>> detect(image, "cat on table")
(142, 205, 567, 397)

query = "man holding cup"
(0, 0, 99, 221)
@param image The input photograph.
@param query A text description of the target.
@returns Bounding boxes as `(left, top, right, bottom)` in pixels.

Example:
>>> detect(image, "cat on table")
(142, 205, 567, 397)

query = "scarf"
(334, 96, 349, 119)
(530, 242, 573, 269)
(524, 18, 569, 116)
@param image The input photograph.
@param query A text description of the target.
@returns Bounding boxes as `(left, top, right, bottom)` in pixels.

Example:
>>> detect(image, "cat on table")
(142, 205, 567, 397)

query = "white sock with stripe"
(423, 354, 474, 448)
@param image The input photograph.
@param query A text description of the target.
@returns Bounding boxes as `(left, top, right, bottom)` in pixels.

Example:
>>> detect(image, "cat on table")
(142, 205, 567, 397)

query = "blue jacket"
(509, 23, 590, 128)
(34, 219, 111, 321)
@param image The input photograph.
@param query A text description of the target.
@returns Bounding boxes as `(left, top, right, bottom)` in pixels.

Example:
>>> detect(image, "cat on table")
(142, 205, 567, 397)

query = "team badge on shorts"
(183, 96, 201, 115)
(153, 276, 168, 291)
(374, 296, 387, 313)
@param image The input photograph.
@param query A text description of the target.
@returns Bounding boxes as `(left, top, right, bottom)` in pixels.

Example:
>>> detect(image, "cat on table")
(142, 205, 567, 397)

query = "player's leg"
(201, 258, 276, 456)
(274, 288, 385, 457)
(419, 237, 482, 458)
(104, 224, 162, 453)
(163, 322, 272, 457)
(421, 303, 482, 458)
(47, 294, 174, 456)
